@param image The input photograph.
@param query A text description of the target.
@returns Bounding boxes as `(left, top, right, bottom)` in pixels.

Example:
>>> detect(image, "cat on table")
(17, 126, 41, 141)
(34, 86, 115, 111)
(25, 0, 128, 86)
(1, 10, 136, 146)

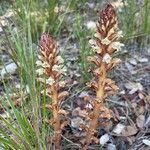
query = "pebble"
(1, 63, 17, 79)
(139, 58, 148, 63)
(113, 123, 125, 134)
(142, 139, 150, 146)
(0, 27, 3, 32)
(107, 143, 117, 150)
(86, 21, 96, 30)
(99, 134, 110, 146)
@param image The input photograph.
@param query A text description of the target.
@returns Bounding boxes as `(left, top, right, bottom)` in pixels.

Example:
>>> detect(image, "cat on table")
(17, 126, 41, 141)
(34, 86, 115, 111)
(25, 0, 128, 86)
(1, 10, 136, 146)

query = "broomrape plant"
(0, 2, 125, 150)
(36, 34, 68, 150)
(82, 4, 124, 149)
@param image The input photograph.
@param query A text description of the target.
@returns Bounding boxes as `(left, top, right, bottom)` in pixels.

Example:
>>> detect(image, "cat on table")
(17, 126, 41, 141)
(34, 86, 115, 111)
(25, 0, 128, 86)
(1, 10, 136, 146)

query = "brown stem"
(83, 102, 101, 150)
(96, 63, 106, 102)
(51, 84, 61, 150)
(83, 63, 106, 150)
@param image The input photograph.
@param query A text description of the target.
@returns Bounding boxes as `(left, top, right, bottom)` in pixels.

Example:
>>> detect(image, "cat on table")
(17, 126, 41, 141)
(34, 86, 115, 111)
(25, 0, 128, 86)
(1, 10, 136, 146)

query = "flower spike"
(83, 4, 124, 149)
(37, 33, 68, 150)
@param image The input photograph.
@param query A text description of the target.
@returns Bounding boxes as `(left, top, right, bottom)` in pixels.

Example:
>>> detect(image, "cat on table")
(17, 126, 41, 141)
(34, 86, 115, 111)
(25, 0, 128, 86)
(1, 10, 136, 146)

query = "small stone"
(0, 27, 3, 32)
(99, 134, 109, 146)
(86, 2, 95, 9)
(107, 143, 117, 150)
(1, 63, 17, 79)
(113, 123, 125, 134)
(86, 21, 96, 30)
(0, 112, 10, 119)
(142, 139, 150, 146)
(139, 58, 148, 63)
(129, 58, 137, 65)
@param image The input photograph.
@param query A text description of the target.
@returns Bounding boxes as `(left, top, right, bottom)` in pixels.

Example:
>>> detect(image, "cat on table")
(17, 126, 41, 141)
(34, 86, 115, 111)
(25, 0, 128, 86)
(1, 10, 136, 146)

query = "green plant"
(12, 0, 61, 41)
(0, 0, 11, 16)
(0, 22, 47, 149)
(69, 0, 87, 10)
(119, 0, 150, 46)
(73, 14, 93, 82)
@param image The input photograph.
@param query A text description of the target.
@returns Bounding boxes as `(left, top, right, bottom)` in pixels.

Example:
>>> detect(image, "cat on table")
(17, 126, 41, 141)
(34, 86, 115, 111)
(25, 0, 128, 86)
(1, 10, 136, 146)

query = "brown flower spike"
(37, 33, 68, 150)
(83, 4, 124, 149)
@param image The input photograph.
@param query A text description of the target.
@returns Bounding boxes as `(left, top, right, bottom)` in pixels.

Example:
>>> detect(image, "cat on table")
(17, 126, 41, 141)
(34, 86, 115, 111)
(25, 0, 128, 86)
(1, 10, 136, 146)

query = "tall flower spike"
(83, 4, 124, 149)
(37, 33, 68, 150)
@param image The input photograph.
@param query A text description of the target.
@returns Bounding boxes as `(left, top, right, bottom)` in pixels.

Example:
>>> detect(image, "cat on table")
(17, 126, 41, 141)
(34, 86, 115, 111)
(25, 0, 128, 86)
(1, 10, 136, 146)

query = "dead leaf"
(144, 116, 150, 127)
(136, 115, 145, 129)
(58, 91, 69, 101)
(125, 62, 136, 74)
(71, 117, 84, 129)
(78, 91, 89, 98)
(121, 126, 138, 136)
(72, 107, 88, 118)
(125, 82, 143, 94)
(58, 109, 68, 116)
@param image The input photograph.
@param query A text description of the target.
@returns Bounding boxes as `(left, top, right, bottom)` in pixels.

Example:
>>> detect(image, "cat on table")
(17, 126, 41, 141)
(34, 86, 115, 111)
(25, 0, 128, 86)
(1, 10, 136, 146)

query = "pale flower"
(89, 39, 96, 46)
(37, 77, 45, 83)
(96, 48, 102, 54)
(117, 30, 123, 38)
(111, 42, 124, 51)
(46, 77, 55, 85)
(54, 6, 59, 13)
(52, 65, 60, 72)
(42, 62, 50, 68)
(89, 39, 101, 53)
(102, 53, 112, 64)
(36, 60, 42, 66)
(36, 60, 49, 68)
(41, 89, 48, 95)
(101, 38, 111, 45)
(94, 32, 101, 40)
(107, 28, 115, 37)
(55, 55, 64, 64)
(92, 45, 101, 53)
(59, 81, 66, 87)
(36, 68, 45, 75)
(38, 55, 43, 60)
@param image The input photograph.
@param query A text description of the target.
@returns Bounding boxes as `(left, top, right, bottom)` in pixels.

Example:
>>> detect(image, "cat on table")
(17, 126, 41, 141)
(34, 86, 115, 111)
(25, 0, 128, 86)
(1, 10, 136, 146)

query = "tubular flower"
(36, 33, 68, 150)
(83, 4, 124, 149)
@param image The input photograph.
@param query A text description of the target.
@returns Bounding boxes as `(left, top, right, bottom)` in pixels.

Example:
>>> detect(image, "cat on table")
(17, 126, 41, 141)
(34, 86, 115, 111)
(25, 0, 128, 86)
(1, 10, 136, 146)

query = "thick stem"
(96, 63, 106, 103)
(51, 85, 61, 150)
(83, 102, 101, 150)
(83, 63, 106, 150)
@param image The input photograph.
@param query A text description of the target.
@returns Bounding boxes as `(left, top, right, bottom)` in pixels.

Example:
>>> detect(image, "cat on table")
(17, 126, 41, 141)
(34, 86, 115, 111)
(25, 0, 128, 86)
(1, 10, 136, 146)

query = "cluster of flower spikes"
(82, 4, 124, 149)
(36, 33, 68, 150)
